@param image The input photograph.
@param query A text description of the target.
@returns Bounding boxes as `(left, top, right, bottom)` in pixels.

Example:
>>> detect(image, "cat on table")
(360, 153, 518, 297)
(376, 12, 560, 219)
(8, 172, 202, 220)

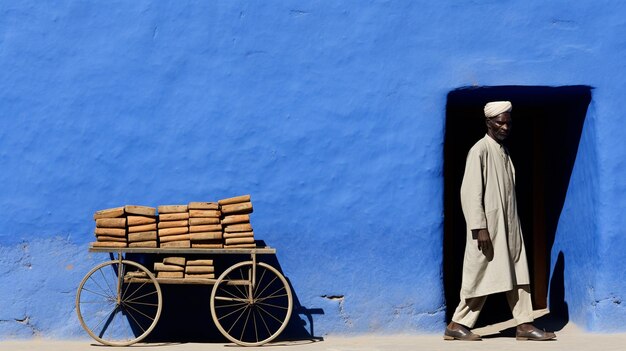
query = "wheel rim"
(210, 261, 293, 346)
(76, 260, 162, 346)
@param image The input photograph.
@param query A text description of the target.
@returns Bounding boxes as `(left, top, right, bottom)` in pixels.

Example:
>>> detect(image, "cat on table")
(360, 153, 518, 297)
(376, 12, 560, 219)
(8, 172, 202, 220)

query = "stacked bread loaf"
(185, 259, 215, 279)
(126, 205, 158, 248)
(154, 256, 185, 278)
(219, 195, 256, 248)
(188, 202, 223, 248)
(158, 205, 190, 248)
(91, 195, 258, 249)
(92, 207, 127, 247)
(151, 257, 215, 279)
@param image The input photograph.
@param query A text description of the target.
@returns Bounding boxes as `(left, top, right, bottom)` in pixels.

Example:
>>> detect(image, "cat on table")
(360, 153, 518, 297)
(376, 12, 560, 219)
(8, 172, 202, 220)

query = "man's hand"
(472, 229, 492, 252)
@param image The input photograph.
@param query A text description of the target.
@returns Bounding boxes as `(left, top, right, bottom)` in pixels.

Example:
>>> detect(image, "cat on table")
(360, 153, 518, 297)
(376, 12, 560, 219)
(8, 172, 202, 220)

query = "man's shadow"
(537, 251, 569, 330)
(479, 251, 569, 338)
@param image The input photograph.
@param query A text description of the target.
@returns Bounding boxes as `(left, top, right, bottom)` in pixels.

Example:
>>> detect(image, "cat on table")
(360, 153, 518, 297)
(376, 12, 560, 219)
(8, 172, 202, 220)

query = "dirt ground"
(2, 323, 626, 351)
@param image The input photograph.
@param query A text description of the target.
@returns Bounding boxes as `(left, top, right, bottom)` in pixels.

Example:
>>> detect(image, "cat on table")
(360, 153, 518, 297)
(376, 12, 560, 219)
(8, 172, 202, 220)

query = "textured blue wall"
(1, 1, 625, 338)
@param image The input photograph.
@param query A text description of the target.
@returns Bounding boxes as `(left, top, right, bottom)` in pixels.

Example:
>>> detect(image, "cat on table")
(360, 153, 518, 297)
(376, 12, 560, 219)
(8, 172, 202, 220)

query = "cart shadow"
(125, 244, 324, 344)
(263, 254, 325, 343)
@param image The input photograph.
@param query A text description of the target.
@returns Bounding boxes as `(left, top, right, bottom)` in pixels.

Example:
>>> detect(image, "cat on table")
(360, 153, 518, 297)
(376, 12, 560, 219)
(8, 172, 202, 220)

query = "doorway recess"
(443, 85, 591, 325)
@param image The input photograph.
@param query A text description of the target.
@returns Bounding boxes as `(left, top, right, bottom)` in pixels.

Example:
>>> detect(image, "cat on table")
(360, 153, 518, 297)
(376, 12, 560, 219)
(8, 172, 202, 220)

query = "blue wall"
(1, 1, 625, 338)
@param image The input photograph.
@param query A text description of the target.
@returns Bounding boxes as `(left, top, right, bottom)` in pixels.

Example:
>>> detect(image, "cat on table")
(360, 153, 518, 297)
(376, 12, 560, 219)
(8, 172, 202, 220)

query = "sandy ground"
(2, 323, 626, 351)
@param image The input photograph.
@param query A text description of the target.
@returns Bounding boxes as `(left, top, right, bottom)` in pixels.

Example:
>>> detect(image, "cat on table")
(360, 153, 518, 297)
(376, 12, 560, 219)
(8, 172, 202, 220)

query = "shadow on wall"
(124, 249, 325, 344)
(443, 85, 591, 328)
(536, 251, 568, 331)
(477, 251, 569, 338)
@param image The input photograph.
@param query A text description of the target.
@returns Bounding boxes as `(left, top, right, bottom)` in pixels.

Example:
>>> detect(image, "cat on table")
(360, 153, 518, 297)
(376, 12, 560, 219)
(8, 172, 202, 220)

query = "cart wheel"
(75, 260, 162, 346)
(210, 261, 293, 346)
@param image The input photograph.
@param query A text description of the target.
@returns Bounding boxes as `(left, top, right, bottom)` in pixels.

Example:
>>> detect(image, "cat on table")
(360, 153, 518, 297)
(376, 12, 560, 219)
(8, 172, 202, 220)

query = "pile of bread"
(91, 195, 256, 249)
(153, 257, 215, 279)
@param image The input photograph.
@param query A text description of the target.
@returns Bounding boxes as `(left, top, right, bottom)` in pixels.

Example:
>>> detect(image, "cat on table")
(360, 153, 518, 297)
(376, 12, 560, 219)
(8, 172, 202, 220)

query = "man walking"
(444, 101, 556, 341)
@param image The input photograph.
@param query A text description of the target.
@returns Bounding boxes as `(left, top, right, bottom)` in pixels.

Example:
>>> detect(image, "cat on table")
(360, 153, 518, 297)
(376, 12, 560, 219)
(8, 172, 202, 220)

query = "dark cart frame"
(76, 247, 293, 346)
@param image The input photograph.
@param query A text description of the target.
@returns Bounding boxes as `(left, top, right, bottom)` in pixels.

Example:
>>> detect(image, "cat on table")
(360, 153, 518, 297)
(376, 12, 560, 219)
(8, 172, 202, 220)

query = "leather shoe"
(516, 325, 556, 341)
(444, 324, 482, 341)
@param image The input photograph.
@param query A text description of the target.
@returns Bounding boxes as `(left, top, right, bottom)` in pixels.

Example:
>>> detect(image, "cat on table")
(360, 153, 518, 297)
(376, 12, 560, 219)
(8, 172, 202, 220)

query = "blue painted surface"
(0, 0, 625, 338)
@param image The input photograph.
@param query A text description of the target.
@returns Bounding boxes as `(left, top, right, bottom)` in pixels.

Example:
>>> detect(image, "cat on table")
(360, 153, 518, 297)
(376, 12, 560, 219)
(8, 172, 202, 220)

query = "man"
(444, 101, 556, 341)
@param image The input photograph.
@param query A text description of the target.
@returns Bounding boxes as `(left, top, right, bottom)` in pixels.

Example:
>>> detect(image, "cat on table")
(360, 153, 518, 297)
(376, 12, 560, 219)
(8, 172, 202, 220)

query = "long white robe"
(459, 134, 530, 299)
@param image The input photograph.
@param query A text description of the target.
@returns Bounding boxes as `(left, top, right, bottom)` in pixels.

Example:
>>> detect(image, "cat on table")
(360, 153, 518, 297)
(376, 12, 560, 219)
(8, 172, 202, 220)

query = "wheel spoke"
(215, 301, 249, 309)
(124, 300, 159, 307)
(122, 282, 148, 301)
(88, 275, 115, 299)
(121, 279, 133, 301)
(253, 267, 268, 297)
(256, 306, 272, 336)
(118, 306, 131, 342)
(124, 305, 134, 342)
(218, 303, 248, 322)
(252, 308, 259, 343)
(256, 301, 289, 310)
(125, 312, 132, 342)
(216, 285, 246, 301)
(256, 285, 286, 301)
(91, 305, 117, 331)
(123, 305, 148, 334)
(95, 305, 119, 338)
(226, 305, 250, 335)
(256, 304, 285, 324)
(215, 296, 249, 303)
(82, 286, 115, 300)
(123, 301, 156, 322)
(125, 289, 158, 303)
(255, 275, 278, 300)
(256, 293, 289, 303)
(98, 267, 116, 298)
(233, 269, 249, 300)
(239, 307, 252, 341)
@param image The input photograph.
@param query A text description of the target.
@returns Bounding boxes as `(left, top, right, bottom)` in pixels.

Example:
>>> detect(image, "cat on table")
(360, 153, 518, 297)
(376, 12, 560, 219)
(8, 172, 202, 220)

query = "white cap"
(484, 101, 512, 118)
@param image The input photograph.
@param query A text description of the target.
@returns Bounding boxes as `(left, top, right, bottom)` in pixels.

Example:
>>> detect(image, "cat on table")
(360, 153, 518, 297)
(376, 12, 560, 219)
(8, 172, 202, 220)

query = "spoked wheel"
(76, 260, 162, 346)
(210, 261, 293, 346)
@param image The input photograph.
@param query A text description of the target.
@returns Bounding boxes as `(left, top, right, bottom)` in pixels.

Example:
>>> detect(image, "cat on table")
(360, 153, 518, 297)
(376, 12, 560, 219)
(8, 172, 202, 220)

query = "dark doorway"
(443, 86, 591, 325)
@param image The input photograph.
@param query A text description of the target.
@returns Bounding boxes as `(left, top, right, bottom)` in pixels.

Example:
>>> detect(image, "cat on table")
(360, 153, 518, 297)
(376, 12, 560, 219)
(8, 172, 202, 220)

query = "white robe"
(459, 134, 530, 299)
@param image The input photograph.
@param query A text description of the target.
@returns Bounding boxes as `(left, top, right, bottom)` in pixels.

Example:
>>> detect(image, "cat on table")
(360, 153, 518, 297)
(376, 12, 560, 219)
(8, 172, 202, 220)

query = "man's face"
(486, 112, 512, 142)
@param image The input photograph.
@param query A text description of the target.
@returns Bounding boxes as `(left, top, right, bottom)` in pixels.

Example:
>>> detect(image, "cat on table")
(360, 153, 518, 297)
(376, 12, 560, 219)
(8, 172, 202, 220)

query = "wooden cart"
(76, 247, 293, 347)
